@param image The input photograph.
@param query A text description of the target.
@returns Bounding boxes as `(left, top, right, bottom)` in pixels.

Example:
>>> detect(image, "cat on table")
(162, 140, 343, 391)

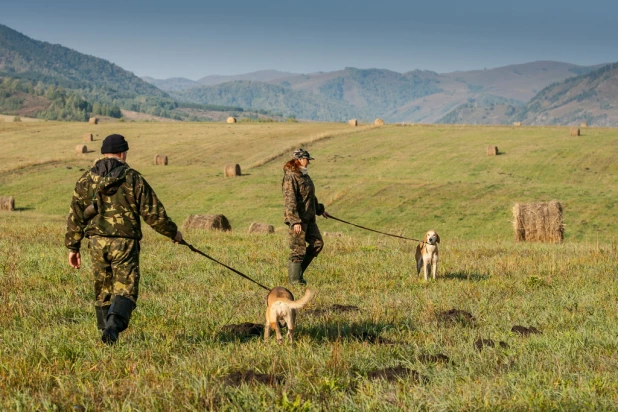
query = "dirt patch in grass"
(306, 304, 361, 316)
(220, 322, 263, 339)
(418, 353, 453, 365)
(474, 338, 509, 351)
(511, 325, 542, 336)
(222, 370, 283, 387)
(437, 309, 476, 326)
(366, 366, 424, 383)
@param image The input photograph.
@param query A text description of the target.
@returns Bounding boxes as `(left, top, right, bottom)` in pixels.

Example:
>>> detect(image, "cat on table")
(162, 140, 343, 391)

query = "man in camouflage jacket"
(282, 148, 329, 285)
(65, 134, 182, 345)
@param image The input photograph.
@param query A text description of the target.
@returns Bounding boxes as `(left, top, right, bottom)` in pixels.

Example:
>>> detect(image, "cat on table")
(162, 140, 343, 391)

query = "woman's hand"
(322, 211, 330, 219)
(293, 223, 302, 234)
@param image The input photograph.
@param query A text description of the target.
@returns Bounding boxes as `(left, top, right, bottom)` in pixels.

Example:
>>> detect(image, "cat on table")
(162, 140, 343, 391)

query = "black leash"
(179, 240, 271, 291)
(327, 214, 422, 243)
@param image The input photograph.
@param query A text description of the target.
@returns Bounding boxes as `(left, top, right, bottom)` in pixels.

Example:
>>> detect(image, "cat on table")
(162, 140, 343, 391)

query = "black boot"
(288, 261, 305, 285)
(102, 295, 135, 345)
(95, 305, 110, 331)
(300, 254, 315, 276)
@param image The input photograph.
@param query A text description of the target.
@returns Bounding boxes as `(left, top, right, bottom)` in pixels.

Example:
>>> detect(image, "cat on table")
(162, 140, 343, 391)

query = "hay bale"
(248, 223, 275, 234)
(348, 119, 358, 126)
(227, 117, 237, 124)
(512, 200, 564, 243)
(486, 145, 499, 156)
(183, 214, 232, 232)
(0, 196, 15, 211)
(224, 163, 241, 177)
(570, 127, 580, 136)
(374, 118, 385, 126)
(154, 154, 168, 165)
(88, 117, 98, 125)
(83, 133, 93, 142)
(580, 122, 588, 128)
(75, 145, 87, 154)
(513, 122, 522, 127)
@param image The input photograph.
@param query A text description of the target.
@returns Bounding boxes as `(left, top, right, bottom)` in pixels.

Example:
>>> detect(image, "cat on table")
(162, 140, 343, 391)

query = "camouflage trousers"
(88, 236, 140, 308)
(288, 221, 324, 262)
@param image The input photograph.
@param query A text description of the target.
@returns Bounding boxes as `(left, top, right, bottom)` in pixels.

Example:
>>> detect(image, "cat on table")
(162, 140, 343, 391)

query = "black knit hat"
(101, 134, 129, 154)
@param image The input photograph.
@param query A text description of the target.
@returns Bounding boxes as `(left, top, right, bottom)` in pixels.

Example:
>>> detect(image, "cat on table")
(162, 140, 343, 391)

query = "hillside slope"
(172, 62, 595, 123)
(517, 62, 618, 126)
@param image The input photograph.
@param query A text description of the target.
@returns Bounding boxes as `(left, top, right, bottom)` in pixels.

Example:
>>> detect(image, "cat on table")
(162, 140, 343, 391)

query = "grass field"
(1, 121, 618, 410)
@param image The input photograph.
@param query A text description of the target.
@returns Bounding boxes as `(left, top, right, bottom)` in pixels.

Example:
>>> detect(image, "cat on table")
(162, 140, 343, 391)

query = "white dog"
(415, 230, 440, 281)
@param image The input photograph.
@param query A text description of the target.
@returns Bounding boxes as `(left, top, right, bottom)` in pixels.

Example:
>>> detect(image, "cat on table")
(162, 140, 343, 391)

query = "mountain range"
(1, 22, 617, 125)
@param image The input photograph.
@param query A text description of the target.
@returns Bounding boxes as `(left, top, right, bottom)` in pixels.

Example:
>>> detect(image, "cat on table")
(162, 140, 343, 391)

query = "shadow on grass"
(302, 320, 400, 344)
(443, 272, 488, 281)
(13, 207, 34, 211)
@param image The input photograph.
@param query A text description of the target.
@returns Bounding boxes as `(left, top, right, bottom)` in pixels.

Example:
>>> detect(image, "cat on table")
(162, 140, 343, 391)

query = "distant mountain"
(0, 23, 259, 120)
(173, 80, 364, 121)
(197, 70, 297, 86)
(0, 24, 167, 100)
(515, 62, 618, 126)
(172, 63, 596, 123)
(141, 76, 199, 92)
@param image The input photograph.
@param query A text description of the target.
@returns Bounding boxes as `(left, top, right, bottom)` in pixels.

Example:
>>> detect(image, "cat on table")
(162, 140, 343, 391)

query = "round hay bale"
(0, 196, 15, 211)
(374, 118, 385, 126)
(513, 122, 522, 127)
(486, 145, 499, 156)
(580, 122, 588, 128)
(570, 127, 580, 136)
(76, 145, 87, 154)
(512, 200, 563, 243)
(224, 163, 241, 177)
(83, 133, 93, 142)
(348, 119, 358, 126)
(154, 154, 168, 165)
(227, 117, 237, 124)
(183, 214, 232, 232)
(248, 222, 275, 234)
(88, 117, 99, 125)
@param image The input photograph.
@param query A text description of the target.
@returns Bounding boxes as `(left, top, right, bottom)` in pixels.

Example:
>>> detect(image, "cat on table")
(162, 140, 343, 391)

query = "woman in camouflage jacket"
(282, 148, 329, 285)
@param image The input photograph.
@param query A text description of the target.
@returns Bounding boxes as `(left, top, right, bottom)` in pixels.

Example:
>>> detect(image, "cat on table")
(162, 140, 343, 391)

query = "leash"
(179, 240, 271, 291)
(327, 214, 422, 242)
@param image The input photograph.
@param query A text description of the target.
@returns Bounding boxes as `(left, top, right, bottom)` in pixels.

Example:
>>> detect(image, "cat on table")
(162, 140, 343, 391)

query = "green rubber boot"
(288, 261, 306, 285)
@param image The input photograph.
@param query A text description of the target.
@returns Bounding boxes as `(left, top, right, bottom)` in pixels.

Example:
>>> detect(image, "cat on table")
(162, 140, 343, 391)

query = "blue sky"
(2, 0, 617, 79)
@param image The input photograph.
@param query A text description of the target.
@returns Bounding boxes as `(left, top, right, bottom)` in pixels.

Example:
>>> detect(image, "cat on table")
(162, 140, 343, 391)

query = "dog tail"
(287, 288, 315, 309)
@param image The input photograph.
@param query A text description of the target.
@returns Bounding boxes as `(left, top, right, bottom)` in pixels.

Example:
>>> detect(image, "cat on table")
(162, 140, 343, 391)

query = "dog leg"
(286, 311, 294, 344)
(416, 258, 423, 276)
(423, 258, 429, 281)
(264, 308, 271, 341)
(274, 321, 283, 345)
(432, 256, 438, 280)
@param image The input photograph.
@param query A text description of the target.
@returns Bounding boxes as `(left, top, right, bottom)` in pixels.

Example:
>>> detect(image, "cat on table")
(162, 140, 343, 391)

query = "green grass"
(1, 121, 618, 410)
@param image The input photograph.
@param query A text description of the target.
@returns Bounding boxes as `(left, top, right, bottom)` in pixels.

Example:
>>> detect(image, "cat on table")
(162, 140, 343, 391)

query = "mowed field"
(1, 120, 618, 410)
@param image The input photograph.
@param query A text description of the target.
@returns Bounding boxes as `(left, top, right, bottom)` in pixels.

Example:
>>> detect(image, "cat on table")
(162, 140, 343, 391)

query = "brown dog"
(264, 287, 314, 344)
(415, 230, 440, 281)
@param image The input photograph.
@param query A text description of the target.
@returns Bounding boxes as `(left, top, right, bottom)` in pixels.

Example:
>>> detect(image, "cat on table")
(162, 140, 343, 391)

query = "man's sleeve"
(65, 174, 89, 251)
(283, 175, 302, 226)
(135, 175, 178, 238)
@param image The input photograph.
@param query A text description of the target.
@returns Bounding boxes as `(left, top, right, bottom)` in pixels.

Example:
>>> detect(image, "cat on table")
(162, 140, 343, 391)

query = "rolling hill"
(516, 62, 618, 126)
(171, 62, 598, 123)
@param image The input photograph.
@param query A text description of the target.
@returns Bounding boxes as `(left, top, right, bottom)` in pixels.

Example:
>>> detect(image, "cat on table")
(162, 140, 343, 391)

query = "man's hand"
(293, 224, 302, 234)
(322, 211, 331, 219)
(68, 251, 81, 269)
(174, 230, 184, 244)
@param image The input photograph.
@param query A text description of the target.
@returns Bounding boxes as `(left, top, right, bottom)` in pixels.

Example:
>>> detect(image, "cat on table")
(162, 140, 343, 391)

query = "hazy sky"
(2, 0, 617, 79)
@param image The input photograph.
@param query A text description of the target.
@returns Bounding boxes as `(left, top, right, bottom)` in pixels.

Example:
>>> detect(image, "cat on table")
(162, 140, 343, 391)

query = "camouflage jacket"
(65, 157, 178, 251)
(282, 163, 324, 226)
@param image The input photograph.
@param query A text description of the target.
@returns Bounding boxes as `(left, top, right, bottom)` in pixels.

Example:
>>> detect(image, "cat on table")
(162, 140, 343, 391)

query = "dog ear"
(424, 232, 430, 243)
(436, 232, 440, 244)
